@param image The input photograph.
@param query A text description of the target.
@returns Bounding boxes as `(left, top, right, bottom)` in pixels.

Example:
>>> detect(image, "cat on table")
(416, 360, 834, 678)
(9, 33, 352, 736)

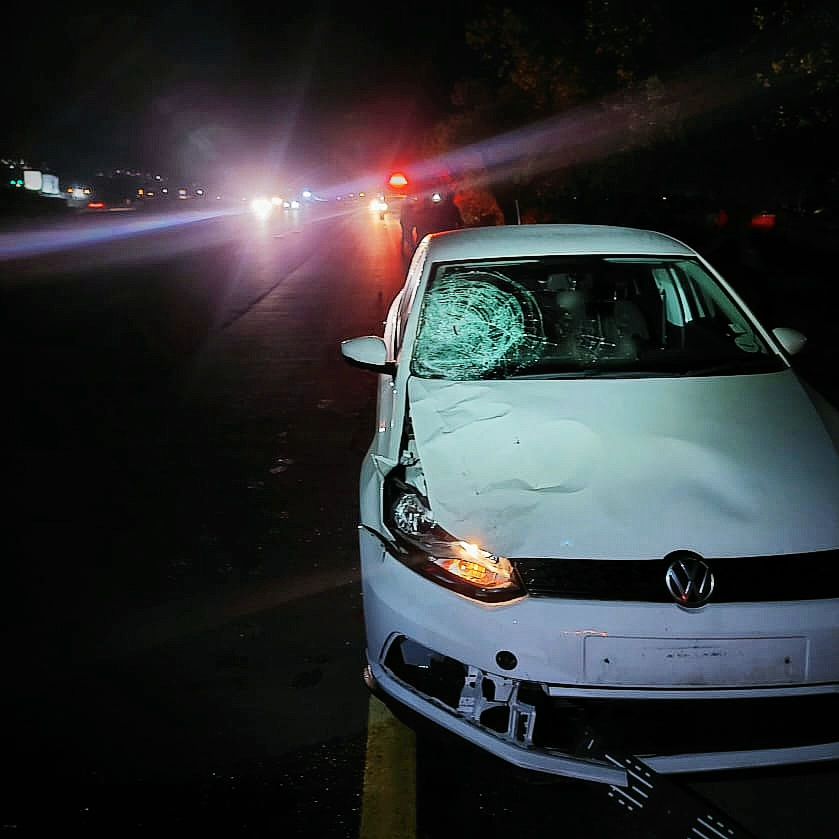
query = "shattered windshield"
(410, 256, 783, 380)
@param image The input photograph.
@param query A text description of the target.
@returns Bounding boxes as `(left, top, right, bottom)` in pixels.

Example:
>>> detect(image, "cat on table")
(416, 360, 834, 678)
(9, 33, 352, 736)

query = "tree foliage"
(425, 0, 839, 215)
(753, 1, 839, 130)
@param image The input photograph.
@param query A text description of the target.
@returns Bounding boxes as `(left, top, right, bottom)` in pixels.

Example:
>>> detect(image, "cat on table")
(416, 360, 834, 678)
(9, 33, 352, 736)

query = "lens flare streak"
(0, 208, 241, 262)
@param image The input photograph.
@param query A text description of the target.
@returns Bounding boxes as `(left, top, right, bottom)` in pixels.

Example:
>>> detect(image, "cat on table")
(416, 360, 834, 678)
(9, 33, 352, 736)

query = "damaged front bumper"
(368, 634, 839, 787)
(367, 636, 627, 785)
(358, 528, 839, 784)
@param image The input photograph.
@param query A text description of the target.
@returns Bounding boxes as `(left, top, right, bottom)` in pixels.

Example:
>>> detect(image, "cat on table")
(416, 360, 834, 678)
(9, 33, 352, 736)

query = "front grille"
(532, 693, 839, 757)
(514, 550, 839, 603)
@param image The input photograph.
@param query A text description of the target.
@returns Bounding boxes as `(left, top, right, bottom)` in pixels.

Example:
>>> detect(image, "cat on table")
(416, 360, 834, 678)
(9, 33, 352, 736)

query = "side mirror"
(340, 336, 396, 375)
(772, 327, 807, 357)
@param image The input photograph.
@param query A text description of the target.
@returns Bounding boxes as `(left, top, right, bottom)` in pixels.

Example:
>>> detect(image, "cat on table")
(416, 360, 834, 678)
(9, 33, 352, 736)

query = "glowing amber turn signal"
(435, 541, 514, 589)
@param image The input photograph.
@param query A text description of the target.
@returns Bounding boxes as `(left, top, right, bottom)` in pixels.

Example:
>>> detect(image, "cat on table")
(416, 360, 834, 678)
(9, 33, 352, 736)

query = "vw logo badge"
(664, 551, 714, 607)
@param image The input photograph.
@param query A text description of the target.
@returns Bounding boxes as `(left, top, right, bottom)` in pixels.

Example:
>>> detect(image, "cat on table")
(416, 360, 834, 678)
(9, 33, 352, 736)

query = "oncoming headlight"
(250, 197, 273, 219)
(385, 476, 523, 602)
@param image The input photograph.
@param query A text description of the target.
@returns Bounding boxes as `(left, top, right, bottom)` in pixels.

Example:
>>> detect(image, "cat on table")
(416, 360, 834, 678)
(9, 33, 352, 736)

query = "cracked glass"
(410, 257, 781, 380)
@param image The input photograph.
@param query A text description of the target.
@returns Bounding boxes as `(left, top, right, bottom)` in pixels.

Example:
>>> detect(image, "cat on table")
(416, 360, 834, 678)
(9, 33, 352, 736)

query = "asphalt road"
(1, 205, 837, 836)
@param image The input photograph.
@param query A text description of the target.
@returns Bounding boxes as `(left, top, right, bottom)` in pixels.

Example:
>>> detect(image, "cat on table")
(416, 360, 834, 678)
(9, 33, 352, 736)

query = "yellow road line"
(359, 696, 417, 839)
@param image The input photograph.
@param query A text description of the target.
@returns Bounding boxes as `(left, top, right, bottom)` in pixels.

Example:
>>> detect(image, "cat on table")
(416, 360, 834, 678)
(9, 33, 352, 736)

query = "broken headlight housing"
(384, 475, 524, 603)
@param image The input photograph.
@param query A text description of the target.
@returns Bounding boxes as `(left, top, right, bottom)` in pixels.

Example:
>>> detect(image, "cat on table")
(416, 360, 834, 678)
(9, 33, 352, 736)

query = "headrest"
(557, 289, 586, 314)
(547, 273, 572, 292)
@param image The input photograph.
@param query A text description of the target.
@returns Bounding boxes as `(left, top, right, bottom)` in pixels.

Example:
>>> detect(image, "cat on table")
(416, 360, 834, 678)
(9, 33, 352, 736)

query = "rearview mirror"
(340, 336, 395, 374)
(772, 327, 807, 357)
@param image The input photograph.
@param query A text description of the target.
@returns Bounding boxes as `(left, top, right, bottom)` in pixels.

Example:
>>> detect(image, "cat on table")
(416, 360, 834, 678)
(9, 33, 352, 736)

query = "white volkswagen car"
(341, 225, 839, 786)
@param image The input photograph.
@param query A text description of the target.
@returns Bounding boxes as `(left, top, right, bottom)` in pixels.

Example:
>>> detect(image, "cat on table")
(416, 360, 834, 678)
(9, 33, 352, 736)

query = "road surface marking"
(360, 696, 416, 839)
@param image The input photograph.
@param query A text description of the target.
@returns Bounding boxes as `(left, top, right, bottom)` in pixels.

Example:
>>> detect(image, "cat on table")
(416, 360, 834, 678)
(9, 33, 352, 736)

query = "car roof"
(424, 224, 695, 261)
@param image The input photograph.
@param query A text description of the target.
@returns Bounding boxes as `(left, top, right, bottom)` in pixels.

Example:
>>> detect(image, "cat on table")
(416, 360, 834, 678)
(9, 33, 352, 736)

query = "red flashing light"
(87, 202, 106, 209)
(750, 212, 776, 230)
(388, 172, 409, 188)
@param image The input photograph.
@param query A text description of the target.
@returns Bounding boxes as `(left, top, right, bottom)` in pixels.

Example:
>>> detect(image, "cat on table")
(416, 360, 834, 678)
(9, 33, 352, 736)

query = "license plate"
(583, 636, 807, 686)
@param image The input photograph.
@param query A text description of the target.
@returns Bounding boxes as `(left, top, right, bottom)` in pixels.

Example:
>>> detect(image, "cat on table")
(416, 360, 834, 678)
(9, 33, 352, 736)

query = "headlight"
(385, 476, 523, 602)
(250, 197, 273, 219)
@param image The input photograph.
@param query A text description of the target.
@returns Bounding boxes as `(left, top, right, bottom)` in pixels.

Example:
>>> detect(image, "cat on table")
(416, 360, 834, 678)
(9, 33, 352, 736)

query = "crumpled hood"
(407, 372, 839, 559)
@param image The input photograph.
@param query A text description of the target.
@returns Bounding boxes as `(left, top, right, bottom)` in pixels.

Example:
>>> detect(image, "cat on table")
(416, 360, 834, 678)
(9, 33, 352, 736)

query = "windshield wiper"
(677, 357, 784, 377)
(508, 368, 674, 380)
(507, 356, 784, 380)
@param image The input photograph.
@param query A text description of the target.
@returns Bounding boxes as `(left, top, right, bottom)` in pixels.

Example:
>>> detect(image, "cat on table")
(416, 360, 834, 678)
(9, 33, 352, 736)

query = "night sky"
(5, 2, 837, 197)
(5, 1, 475, 184)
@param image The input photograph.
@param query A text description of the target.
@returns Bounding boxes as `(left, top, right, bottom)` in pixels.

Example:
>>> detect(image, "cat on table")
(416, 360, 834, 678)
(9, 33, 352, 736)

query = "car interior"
(416, 257, 777, 379)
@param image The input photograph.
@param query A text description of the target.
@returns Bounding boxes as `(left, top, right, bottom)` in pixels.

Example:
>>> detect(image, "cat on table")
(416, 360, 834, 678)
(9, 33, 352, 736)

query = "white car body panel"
(407, 372, 839, 559)
(359, 531, 839, 689)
